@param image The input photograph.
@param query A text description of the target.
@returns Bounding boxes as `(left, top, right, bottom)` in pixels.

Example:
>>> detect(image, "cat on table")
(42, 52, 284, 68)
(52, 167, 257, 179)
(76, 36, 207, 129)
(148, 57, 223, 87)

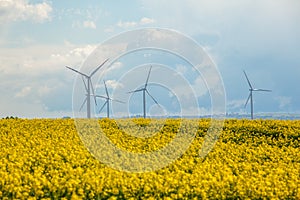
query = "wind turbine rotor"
(127, 65, 162, 118)
(243, 70, 272, 119)
(66, 58, 109, 118)
(94, 80, 124, 118)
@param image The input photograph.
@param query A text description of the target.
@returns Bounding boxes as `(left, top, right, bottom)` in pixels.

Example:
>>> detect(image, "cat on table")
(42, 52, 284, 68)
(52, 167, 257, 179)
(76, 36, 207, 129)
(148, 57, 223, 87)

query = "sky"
(0, 0, 299, 118)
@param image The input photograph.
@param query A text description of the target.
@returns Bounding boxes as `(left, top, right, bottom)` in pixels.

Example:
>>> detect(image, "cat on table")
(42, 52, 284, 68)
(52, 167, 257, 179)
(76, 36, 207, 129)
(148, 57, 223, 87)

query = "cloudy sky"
(0, 0, 299, 118)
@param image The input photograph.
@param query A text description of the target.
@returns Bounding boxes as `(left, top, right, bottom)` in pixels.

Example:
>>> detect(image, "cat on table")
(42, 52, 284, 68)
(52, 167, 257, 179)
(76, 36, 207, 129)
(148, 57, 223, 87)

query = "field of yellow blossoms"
(0, 118, 299, 199)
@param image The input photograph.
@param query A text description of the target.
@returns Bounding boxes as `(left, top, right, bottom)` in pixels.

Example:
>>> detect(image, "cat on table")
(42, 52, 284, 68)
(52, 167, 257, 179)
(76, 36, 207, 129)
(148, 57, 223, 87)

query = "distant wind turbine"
(128, 66, 160, 118)
(66, 58, 109, 118)
(243, 70, 272, 119)
(95, 80, 124, 118)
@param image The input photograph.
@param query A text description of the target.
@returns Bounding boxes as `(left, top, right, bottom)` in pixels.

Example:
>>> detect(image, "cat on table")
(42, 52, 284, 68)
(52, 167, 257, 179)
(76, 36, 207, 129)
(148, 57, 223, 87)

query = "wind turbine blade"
(103, 80, 109, 98)
(90, 79, 97, 106)
(254, 89, 272, 92)
(79, 97, 87, 111)
(111, 99, 125, 104)
(128, 88, 144, 93)
(81, 76, 88, 92)
(244, 93, 251, 108)
(94, 95, 108, 99)
(99, 101, 107, 113)
(243, 70, 253, 89)
(66, 66, 88, 78)
(146, 90, 159, 105)
(145, 65, 152, 88)
(90, 58, 109, 77)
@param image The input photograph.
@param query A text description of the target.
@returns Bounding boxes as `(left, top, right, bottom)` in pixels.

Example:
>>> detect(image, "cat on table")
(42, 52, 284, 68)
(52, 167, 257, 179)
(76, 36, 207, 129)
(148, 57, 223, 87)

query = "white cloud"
(0, 0, 52, 23)
(106, 79, 124, 90)
(1, 1, 299, 117)
(72, 20, 97, 29)
(140, 17, 155, 25)
(117, 21, 137, 28)
(15, 86, 31, 97)
(0, 43, 99, 117)
(105, 61, 123, 75)
(275, 96, 291, 109)
(83, 20, 96, 29)
(141, 0, 300, 53)
(117, 17, 155, 28)
(68, 45, 97, 58)
(227, 99, 246, 110)
(0, 43, 97, 76)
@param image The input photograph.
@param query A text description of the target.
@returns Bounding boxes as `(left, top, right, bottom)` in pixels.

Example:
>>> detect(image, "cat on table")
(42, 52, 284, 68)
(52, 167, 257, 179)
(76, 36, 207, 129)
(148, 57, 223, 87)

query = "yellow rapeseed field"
(0, 118, 299, 199)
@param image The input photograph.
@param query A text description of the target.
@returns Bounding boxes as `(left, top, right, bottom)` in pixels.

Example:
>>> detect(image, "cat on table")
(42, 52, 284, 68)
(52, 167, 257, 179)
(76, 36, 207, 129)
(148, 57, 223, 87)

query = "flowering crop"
(0, 118, 299, 199)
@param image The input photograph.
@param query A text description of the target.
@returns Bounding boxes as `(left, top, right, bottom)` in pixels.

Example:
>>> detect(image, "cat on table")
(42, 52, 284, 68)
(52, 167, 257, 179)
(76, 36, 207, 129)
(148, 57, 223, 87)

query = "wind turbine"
(66, 58, 109, 118)
(95, 80, 124, 118)
(128, 66, 160, 118)
(243, 70, 272, 119)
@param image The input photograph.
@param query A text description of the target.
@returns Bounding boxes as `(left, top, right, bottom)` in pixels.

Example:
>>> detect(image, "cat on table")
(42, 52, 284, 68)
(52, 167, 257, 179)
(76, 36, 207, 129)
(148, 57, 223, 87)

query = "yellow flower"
(0, 118, 299, 199)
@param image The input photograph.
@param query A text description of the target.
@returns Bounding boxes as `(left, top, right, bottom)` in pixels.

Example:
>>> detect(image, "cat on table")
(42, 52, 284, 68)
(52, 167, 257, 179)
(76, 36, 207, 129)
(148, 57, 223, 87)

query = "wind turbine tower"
(66, 58, 109, 118)
(128, 66, 160, 118)
(243, 70, 272, 119)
